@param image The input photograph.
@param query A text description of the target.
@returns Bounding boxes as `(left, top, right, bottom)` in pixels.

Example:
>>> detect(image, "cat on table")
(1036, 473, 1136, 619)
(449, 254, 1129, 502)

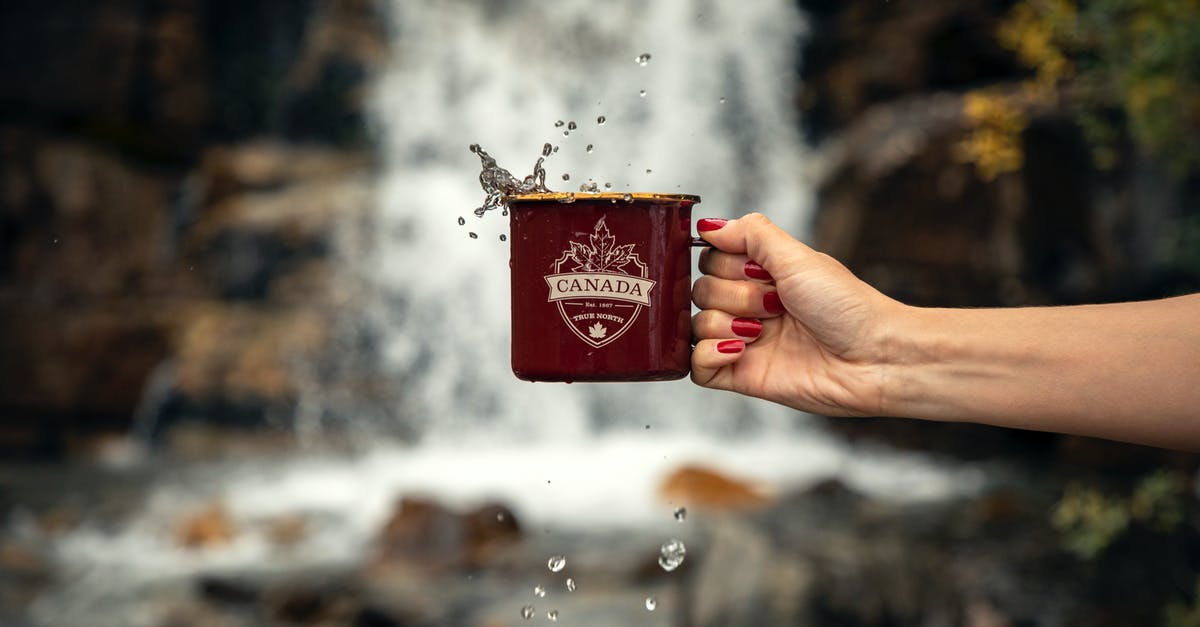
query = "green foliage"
(999, 0, 1200, 175)
(1051, 470, 1189, 559)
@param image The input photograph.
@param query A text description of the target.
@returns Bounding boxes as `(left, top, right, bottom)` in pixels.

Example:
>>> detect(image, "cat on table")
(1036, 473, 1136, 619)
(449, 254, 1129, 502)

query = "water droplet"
(468, 232, 479, 239)
(497, 511, 506, 521)
(658, 538, 686, 571)
(645, 169, 653, 174)
(502, 208, 509, 216)
(554, 120, 564, 127)
(645, 424, 650, 429)
(586, 144, 594, 153)
(604, 182, 612, 189)
(559, 193, 576, 204)
(635, 53, 652, 66)
(521, 605, 536, 620)
(534, 585, 546, 598)
(552, 145, 559, 154)
(499, 234, 507, 242)
(541, 143, 553, 157)
(469, 143, 480, 153)
(566, 578, 576, 592)
(673, 507, 687, 522)
(567, 121, 577, 131)
(645, 597, 657, 611)
(596, 116, 606, 125)
(561, 173, 570, 181)
(457, 216, 465, 226)
(547, 555, 567, 572)
(719, 96, 727, 104)
(622, 193, 632, 202)
(547, 610, 559, 622)
(563, 130, 570, 137)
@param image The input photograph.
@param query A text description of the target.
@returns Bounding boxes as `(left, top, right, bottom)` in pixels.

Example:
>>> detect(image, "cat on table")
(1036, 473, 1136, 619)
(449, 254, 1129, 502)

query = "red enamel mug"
(508, 192, 702, 382)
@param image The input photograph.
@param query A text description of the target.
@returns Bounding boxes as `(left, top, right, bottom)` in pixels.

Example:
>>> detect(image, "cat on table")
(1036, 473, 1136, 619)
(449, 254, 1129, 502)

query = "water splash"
(534, 585, 546, 598)
(521, 605, 536, 619)
(469, 143, 550, 218)
(635, 52, 652, 66)
(547, 555, 567, 572)
(658, 538, 686, 571)
(565, 578, 576, 592)
(673, 507, 687, 522)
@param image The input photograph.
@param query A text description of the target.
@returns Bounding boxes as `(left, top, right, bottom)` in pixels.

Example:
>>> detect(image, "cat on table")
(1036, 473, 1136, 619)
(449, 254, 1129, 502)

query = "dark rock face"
(795, 0, 1200, 462)
(0, 1, 387, 457)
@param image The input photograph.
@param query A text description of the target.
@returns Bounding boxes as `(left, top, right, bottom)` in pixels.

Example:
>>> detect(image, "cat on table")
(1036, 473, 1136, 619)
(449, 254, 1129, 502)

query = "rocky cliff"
(0, 0, 388, 457)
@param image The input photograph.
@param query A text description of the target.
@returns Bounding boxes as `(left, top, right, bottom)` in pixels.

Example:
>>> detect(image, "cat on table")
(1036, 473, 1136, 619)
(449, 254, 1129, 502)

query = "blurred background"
(1, 0, 1199, 625)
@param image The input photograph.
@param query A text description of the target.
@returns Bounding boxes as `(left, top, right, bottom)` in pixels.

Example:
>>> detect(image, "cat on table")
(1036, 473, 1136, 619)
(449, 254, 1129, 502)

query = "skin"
(690, 213, 1200, 451)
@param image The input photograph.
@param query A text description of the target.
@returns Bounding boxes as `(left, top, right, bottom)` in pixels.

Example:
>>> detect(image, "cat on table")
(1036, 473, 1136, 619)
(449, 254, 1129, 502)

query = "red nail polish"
(717, 339, 745, 354)
(744, 261, 773, 281)
(763, 291, 784, 313)
(697, 218, 728, 232)
(731, 317, 762, 338)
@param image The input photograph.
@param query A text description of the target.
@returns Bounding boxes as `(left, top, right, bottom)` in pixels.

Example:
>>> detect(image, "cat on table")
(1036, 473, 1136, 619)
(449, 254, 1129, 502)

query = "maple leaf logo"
(567, 216, 636, 272)
(587, 322, 608, 339)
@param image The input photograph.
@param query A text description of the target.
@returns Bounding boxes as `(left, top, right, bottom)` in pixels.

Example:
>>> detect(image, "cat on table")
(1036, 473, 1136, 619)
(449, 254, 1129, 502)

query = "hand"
(690, 213, 901, 416)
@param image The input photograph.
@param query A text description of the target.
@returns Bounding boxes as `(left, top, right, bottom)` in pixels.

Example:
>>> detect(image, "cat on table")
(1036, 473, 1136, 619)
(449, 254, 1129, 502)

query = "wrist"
(874, 303, 967, 421)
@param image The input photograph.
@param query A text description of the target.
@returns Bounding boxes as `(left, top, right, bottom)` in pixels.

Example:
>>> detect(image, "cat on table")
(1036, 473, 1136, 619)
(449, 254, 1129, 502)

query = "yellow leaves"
(956, 91, 1029, 181)
(1052, 470, 1188, 559)
(997, 0, 1075, 90)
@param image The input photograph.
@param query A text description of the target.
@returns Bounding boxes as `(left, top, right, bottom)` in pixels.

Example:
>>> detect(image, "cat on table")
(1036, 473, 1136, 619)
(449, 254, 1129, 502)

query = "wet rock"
(265, 513, 309, 547)
(657, 464, 773, 512)
(175, 501, 237, 548)
(374, 497, 523, 572)
(0, 1, 384, 459)
(197, 576, 259, 606)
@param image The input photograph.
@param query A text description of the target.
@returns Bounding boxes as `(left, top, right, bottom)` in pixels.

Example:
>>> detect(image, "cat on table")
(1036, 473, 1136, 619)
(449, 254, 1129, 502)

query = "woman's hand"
(690, 213, 903, 417)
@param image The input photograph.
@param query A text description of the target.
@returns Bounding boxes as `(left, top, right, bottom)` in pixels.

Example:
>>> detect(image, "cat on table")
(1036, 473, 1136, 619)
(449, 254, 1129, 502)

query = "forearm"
(879, 294, 1200, 450)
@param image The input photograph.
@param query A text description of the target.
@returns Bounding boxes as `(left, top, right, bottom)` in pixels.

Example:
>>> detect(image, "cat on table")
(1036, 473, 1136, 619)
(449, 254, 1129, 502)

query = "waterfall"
(29, 7, 981, 622)
(369, 0, 813, 444)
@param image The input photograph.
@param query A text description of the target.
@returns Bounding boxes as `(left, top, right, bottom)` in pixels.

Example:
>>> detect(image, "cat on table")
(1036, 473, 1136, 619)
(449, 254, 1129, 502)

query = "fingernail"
(763, 291, 784, 313)
(744, 261, 773, 281)
(717, 339, 745, 354)
(697, 218, 728, 232)
(731, 317, 762, 338)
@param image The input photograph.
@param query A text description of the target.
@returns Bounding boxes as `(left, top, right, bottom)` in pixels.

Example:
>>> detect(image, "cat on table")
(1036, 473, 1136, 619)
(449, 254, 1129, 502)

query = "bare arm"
(690, 213, 1200, 451)
(881, 296, 1200, 449)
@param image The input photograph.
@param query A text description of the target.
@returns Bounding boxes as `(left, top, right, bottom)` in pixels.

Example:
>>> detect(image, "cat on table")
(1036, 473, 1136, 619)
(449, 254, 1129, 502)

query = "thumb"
(697, 213, 815, 277)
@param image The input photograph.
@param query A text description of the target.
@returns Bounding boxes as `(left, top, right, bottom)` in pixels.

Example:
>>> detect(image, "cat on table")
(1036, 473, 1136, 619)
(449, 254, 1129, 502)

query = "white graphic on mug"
(544, 216, 656, 348)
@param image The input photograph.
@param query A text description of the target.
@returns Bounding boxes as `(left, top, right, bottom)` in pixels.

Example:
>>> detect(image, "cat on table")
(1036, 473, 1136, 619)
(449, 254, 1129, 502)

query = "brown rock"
(176, 501, 237, 548)
(658, 464, 772, 512)
(375, 497, 522, 572)
(265, 514, 308, 547)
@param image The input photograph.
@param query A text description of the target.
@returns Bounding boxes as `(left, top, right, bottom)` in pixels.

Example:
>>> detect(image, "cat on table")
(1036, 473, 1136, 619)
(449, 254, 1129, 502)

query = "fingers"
(690, 338, 743, 390)
(692, 310, 764, 342)
(698, 249, 775, 282)
(693, 275, 787, 318)
(696, 213, 818, 280)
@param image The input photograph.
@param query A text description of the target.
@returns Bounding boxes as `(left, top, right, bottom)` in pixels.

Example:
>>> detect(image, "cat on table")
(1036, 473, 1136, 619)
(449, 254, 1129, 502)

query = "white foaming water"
(369, 0, 813, 443)
(28, 4, 985, 622)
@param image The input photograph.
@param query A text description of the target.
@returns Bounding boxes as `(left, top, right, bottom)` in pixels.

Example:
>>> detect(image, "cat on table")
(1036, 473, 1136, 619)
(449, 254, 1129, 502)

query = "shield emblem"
(543, 216, 657, 348)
